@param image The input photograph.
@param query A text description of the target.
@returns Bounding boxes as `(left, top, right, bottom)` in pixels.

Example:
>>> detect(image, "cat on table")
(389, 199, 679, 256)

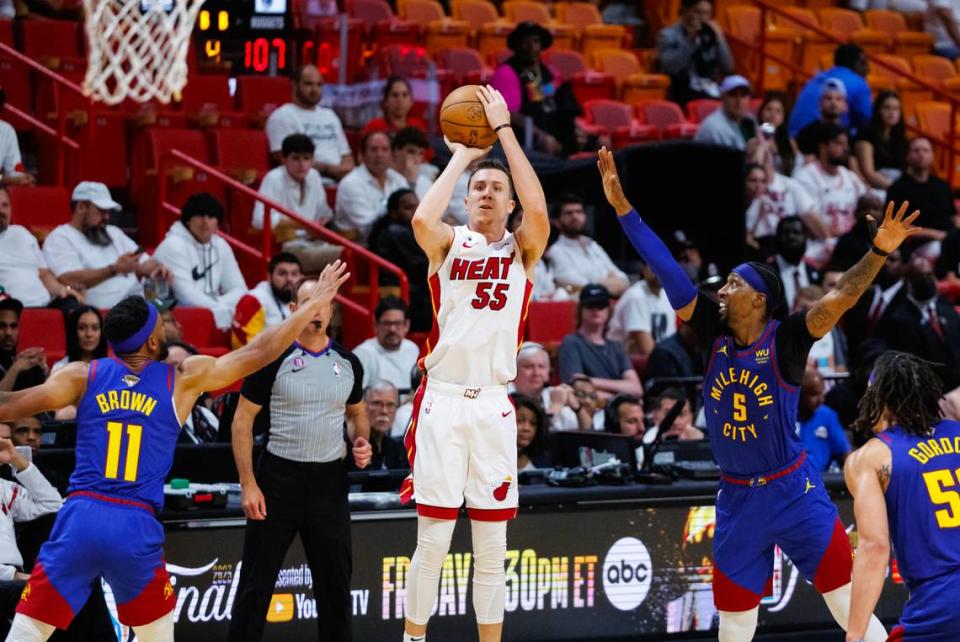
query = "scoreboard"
(195, 0, 295, 73)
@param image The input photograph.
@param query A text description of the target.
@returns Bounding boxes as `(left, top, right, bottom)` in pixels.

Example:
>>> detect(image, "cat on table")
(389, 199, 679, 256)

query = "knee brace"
(470, 519, 507, 625)
(405, 517, 457, 626)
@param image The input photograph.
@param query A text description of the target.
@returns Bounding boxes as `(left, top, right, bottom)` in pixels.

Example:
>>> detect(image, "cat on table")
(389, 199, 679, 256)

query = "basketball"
(439, 85, 498, 148)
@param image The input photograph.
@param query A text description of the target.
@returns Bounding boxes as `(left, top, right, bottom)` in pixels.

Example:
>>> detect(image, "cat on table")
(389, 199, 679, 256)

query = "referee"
(228, 277, 372, 642)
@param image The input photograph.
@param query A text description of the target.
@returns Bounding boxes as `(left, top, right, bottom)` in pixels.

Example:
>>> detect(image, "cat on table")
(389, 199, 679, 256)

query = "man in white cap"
(42, 181, 172, 309)
(693, 74, 757, 150)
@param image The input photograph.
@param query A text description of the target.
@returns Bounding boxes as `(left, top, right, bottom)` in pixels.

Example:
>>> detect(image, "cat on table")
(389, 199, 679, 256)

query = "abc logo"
(602, 537, 652, 611)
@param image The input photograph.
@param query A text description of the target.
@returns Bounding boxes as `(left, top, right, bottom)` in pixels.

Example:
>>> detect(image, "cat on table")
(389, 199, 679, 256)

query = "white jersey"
(422, 225, 532, 386)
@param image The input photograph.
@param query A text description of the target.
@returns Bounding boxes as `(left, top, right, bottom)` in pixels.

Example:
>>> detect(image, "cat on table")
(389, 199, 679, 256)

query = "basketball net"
(82, 0, 205, 105)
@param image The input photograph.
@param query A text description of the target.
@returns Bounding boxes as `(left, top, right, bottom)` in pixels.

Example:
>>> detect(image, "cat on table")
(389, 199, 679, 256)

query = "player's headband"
(732, 262, 779, 310)
(109, 303, 158, 354)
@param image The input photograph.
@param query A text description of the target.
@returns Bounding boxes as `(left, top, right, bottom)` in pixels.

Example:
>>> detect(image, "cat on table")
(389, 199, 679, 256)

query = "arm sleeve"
(9, 465, 63, 522)
(618, 211, 697, 309)
(774, 311, 818, 387)
(557, 336, 585, 384)
(240, 351, 287, 406)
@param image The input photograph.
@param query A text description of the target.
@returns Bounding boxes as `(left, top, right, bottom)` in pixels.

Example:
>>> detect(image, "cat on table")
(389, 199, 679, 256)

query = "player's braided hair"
(854, 351, 943, 438)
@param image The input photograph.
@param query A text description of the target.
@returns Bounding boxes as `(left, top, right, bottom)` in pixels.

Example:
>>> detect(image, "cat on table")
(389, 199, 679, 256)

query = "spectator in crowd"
(796, 368, 851, 471)
(0, 186, 81, 309)
(825, 339, 885, 437)
(43, 181, 171, 309)
(769, 216, 820, 310)
(253, 134, 332, 235)
(693, 75, 756, 150)
(363, 380, 408, 470)
(368, 189, 431, 332)
(794, 285, 849, 376)
(853, 91, 907, 192)
(0, 88, 33, 186)
(512, 342, 589, 432)
(886, 136, 956, 256)
(165, 340, 196, 369)
(570, 374, 605, 430)
(391, 127, 436, 200)
(231, 253, 302, 348)
(644, 323, 703, 397)
(938, 225, 960, 286)
(794, 78, 852, 157)
(757, 91, 801, 177)
(651, 388, 704, 441)
(794, 124, 868, 264)
(160, 302, 184, 343)
(925, 0, 960, 59)
(657, 0, 734, 105)
(11, 415, 41, 454)
(0, 298, 45, 392)
(512, 393, 552, 472)
(391, 364, 423, 438)
(154, 193, 247, 330)
(508, 209, 569, 302)
(789, 44, 871, 140)
(265, 64, 354, 181)
(844, 247, 907, 355)
(558, 284, 642, 398)
(161, 341, 221, 443)
(352, 296, 420, 393)
(605, 394, 646, 453)
(879, 255, 960, 390)
(673, 229, 704, 283)
(334, 131, 408, 244)
(830, 194, 884, 271)
(363, 77, 428, 137)
(608, 260, 677, 359)
(547, 193, 629, 296)
(50, 305, 106, 376)
(491, 22, 583, 156)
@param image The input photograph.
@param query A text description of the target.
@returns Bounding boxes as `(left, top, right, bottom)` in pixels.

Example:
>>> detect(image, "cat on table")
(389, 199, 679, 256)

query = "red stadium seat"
(436, 47, 492, 84)
(542, 48, 587, 81)
(686, 99, 721, 123)
(0, 59, 33, 130)
(580, 99, 658, 148)
(18, 309, 66, 367)
(173, 307, 230, 357)
(209, 129, 271, 235)
(0, 20, 12, 47)
(235, 75, 291, 125)
(7, 185, 70, 239)
(308, 17, 366, 83)
(639, 100, 698, 139)
(524, 301, 576, 351)
(180, 74, 245, 128)
(20, 19, 84, 70)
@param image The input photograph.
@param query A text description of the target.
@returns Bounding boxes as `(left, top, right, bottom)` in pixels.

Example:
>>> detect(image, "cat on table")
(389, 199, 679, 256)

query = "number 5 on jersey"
(472, 282, 508, 310)
(105, 421, 142, 482)
(923, 468, 960, 528)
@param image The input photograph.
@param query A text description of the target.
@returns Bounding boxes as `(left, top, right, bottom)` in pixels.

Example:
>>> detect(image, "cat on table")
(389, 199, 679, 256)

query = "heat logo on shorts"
(19, 583, 30, 602)
(492, 476, 512, 501)
(267, 593, 295, 622)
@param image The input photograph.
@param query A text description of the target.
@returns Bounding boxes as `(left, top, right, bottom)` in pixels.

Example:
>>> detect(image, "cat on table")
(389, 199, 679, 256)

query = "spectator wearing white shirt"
(511, 342, 592, 432)
(43, 182, 171, 309)
(794, 123, 867, 266)
(391, 127, 437, 201)
(925, 0, 960, 59)
(0, 186, 80, 309)
(230, 252, 302, 348)
(0, 90, 33, 186)
(546, 193, 629, 296)
(153, 193, 247, 330)
(507, 209, 569, 302)
(352, 297, 420, 393)
(265, 65, 354, 181)
(334, 131, 408, 244)
(253, 134, 331, 234)
(607, 262, 677, 359)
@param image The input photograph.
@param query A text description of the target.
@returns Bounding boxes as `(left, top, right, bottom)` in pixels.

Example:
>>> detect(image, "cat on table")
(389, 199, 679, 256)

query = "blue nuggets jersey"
(69, 358, 180, 511)
(878, 420, 960, 590)
(703, 320, 805, 476)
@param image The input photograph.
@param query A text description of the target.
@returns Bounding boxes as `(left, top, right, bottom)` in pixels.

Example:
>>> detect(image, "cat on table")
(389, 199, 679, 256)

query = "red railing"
(0, 41, 90, 185)
(733, 0, 960, 179)
(157, 148, 410, 328)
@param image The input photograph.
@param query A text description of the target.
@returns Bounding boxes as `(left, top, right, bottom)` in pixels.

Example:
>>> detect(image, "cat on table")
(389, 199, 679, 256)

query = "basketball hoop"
(82, 0, 205, 105)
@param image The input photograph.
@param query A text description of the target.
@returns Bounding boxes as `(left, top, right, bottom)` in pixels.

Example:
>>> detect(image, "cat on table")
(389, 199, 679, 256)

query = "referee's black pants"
(227, 451, 353, 642)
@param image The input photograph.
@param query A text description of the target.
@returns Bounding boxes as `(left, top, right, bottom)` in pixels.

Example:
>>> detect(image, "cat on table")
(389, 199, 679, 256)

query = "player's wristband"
(494, 123, 512, 133)
(618, 209, 697, 310)
(870, 244, 889, 257)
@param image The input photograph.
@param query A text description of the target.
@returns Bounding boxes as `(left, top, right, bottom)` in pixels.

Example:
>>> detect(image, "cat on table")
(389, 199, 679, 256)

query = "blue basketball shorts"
(887, 571, 960, 641)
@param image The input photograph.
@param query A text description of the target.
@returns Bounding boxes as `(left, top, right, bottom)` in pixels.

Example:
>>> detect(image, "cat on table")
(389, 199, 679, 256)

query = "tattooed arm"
(844, 439, 893, 642)
(806, 201, 920, 339)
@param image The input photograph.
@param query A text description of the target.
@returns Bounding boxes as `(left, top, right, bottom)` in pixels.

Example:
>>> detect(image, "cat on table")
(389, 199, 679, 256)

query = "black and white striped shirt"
(241, 340, 363, 463)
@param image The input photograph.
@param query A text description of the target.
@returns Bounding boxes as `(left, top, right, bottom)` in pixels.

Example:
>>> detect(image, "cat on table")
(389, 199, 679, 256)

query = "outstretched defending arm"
(806, 201, 919, 339)
(175, 261, 350, 412)
(597, 148, 698, 321)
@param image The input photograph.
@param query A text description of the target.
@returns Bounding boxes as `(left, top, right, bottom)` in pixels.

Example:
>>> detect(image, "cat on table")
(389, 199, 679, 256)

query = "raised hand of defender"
(873, 200, 921, 254)
(597, 147, 632, 216)
(477, 84, 510, 130)
(305, 260, 350, 310)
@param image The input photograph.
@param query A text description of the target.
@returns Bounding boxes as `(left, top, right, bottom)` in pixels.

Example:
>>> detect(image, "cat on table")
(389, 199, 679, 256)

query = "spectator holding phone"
(43, 182, 172, 309)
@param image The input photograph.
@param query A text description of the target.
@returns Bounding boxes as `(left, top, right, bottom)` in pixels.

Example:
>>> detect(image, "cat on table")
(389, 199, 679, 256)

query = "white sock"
(718, 607, 759, 642)
(402, 634, 426, 642)
(131, 611, 174, 642)
(470, 519, 507, 625)
(405, 516, 457, 626)
(5, 615, 55, 642)
(821, 583, 887, 642)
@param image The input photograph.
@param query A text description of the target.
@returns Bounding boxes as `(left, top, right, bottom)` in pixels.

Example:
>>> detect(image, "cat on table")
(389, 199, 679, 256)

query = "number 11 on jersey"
(105, 421, 142, 482)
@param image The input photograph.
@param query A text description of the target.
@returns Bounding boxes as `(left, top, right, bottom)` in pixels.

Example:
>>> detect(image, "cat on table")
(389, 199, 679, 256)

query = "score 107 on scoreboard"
(195, 0, 302, 73)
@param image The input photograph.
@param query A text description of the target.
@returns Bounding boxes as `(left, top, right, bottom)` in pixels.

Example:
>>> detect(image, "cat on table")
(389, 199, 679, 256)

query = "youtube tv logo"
(267, 594, 294, 622)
